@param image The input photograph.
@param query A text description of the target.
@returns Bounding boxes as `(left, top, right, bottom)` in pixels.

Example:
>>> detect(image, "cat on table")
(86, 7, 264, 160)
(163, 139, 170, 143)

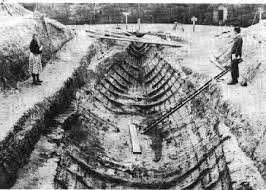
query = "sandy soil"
(0, 4, 73, 87)
(3, 23, 266, 187)
(177, 23, 266, 128)
(162, 23, 266, 179)
(11, 128, 62, 189)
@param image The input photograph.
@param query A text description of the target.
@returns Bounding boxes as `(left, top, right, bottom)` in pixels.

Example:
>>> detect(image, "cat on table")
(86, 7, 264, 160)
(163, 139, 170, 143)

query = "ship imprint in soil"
(55, 40, 231, 189)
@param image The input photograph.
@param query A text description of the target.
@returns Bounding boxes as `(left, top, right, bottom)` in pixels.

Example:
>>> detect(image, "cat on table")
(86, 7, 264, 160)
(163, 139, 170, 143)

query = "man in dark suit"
(228, 27, 243, 85)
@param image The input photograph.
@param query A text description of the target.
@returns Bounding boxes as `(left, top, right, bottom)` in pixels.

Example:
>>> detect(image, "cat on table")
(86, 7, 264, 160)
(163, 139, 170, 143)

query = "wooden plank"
(87, 30, 140, 41)
(128, 123, 141, 154)
(209, 57, 225, 71)
(87, 29, 183, 42)
(87, 33, 182, 48)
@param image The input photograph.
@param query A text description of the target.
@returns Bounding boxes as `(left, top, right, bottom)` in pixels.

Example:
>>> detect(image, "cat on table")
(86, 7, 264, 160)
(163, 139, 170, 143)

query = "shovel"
(240, 77, 248, 87)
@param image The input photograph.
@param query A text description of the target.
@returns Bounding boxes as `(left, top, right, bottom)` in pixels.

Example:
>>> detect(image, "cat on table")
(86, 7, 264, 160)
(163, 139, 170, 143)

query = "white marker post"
(122, 12, 130, 30)
(137, 18, 141, 32)
(137, 3, 141, 31)
(191, 16, 198, 32)
(258, 7, 263, 23)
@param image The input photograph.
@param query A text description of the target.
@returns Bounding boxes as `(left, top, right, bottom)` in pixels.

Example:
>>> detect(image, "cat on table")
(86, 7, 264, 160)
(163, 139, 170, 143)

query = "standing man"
(228, 27, 243, 85)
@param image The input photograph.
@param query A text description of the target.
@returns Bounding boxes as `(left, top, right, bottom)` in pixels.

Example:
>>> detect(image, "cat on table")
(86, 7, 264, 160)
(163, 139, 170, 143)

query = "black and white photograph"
(0, 0, 266, 189)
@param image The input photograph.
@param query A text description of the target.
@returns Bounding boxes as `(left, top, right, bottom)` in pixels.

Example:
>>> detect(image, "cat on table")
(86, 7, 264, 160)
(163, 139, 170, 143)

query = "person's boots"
(32, 74, 41, 85)
(32, 74, 35, 84)
(227, 78, 238, 85)
(36, 74, 43, 83)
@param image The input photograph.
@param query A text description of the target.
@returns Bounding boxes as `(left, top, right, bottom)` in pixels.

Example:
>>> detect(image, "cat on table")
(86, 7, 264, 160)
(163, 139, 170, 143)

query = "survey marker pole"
(123, 12, 130, 30)
(191, 16, 198, 32)
(137, 3, 141, 32)
(137, 18, 141, 32)
(258, 7, 263, 23)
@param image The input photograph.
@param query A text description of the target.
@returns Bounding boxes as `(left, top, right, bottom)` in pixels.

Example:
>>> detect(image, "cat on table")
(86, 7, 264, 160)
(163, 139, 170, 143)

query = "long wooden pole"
(142, 67, 231, 134)
(87, 33, 182, 48)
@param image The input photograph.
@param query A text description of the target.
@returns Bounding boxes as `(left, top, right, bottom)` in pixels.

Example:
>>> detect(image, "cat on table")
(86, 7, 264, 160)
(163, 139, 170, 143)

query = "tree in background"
(21, 3, 262, 27)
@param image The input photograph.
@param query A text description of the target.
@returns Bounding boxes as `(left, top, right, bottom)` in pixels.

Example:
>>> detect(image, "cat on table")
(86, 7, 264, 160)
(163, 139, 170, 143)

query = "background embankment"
(0, 3, 74, 88)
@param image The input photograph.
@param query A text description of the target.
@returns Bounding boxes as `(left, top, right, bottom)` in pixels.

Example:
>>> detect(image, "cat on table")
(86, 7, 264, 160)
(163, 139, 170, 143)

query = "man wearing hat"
(228, 27, 243, 85)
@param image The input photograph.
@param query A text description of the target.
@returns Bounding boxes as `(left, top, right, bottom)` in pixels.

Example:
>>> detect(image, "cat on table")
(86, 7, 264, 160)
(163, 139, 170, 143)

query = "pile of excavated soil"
(0, 3, 74, 88)
(0, 3, 30, 17)
(214, 23, 266, 180)
(162, 23, 266, 182)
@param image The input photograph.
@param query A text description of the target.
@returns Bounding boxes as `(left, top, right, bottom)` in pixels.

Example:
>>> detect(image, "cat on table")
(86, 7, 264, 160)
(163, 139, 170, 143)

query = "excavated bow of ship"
(55, 40, 231, 189)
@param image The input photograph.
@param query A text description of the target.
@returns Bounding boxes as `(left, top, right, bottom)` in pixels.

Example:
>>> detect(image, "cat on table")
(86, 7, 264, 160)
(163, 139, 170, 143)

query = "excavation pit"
(50, 39, 234, 189)
(8, 35, 266, 189)
(1, 4, 266, 189)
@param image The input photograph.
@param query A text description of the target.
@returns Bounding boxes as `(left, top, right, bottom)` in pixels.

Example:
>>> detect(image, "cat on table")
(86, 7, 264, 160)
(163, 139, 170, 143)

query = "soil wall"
(0, 4, 74, 88)
(0, 44, 98, 188)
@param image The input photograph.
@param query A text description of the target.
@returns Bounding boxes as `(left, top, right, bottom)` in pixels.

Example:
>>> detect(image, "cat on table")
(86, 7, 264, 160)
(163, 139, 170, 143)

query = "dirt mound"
(0, 3, 31, 17)
(0, 3, 74, 88)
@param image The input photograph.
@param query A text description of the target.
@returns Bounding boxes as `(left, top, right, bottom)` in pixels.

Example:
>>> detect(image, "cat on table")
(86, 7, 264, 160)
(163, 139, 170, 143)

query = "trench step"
(53, 108, 76, 125)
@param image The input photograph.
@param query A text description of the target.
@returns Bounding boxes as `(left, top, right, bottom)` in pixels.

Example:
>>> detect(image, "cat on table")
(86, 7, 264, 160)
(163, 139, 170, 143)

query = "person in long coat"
(228, 27, 243, 85)
(29, 34, 43, 85)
